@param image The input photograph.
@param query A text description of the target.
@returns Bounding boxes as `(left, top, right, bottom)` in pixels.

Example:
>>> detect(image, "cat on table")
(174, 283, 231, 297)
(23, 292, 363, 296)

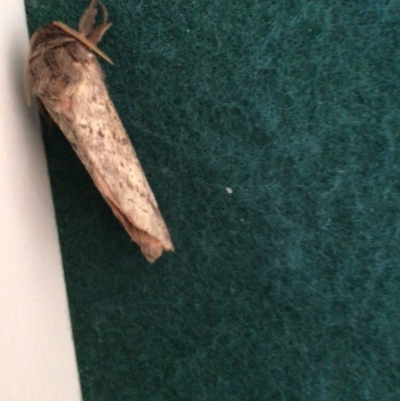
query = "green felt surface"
(25, 1, 400, 400)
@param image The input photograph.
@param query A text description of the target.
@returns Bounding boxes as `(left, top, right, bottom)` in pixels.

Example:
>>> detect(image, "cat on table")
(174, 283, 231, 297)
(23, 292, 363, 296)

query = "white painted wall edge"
(0, 1, 82, 400)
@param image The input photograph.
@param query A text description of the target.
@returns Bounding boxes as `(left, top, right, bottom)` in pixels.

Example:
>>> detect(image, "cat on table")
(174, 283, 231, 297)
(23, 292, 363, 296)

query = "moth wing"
(64, 59, 173, 262)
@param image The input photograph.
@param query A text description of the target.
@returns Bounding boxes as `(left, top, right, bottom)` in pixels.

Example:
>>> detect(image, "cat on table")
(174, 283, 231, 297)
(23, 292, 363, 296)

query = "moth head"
(25, 20, 113, 107)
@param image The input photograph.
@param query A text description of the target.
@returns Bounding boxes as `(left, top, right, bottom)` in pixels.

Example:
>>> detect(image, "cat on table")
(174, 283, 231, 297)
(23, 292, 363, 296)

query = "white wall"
(0, 1, 82, 400)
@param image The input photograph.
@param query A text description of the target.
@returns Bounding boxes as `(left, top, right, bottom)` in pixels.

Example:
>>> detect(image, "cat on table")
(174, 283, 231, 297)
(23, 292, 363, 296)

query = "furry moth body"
(26, 0, 174, 262)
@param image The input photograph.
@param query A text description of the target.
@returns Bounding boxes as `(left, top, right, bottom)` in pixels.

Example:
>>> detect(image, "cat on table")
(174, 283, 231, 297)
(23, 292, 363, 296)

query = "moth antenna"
(78, 0, 99, 37)
(86, 1, 112, 45)
(100, 1, 109, 24)
(53, 21, 113, 64)
(87, 22, 113, 46)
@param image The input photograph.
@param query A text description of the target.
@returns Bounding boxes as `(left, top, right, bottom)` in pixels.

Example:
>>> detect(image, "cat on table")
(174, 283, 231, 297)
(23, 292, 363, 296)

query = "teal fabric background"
(25, 1, 400, 400)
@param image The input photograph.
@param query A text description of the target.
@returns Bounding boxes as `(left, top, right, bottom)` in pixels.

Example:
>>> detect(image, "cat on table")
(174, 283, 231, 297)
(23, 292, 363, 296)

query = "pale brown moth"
(26, 0, 174, 262)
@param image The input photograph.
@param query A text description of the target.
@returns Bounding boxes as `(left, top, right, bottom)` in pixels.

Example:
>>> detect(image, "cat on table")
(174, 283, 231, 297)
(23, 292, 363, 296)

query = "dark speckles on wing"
(60, 59, 173, 257)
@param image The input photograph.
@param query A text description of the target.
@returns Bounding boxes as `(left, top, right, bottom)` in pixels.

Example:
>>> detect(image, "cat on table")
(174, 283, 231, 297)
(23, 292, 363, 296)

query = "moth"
(26, 0, 174, 263)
